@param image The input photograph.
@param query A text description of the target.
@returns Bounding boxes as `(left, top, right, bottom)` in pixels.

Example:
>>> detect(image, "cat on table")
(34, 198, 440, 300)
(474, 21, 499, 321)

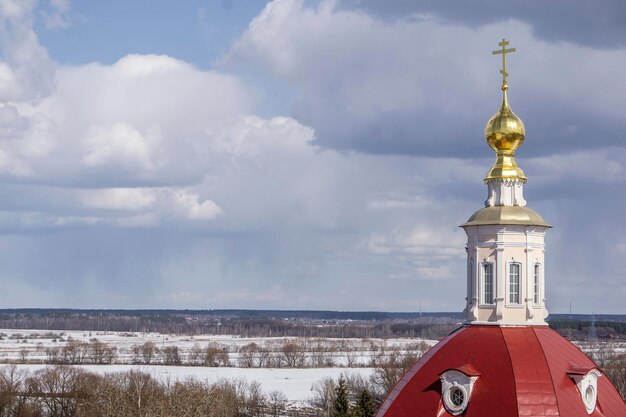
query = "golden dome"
(484, 84, 526, 181)
(462, 206, 550, 228)
(485, 86, 525, 152)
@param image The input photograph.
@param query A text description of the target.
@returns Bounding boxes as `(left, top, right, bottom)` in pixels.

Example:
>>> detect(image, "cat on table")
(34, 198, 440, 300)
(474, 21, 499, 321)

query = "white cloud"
(167, 189, 223, 220)
(41, 0, 72, 29)
(223, 0, 626, 157)
(0, 147, 31, 176)
(0, 0, 623, 312)
(0, 0, 56, 101)
(80, 187, 223, 222)
(82, 123, 163, 172)
(528, 147, 626, 184)
(0, 63, 20, 98)
(206, 115, 315, 159)
(361, 226, 464, 257)
(80, 188, 157, 211)
(0, 54, 253, 186)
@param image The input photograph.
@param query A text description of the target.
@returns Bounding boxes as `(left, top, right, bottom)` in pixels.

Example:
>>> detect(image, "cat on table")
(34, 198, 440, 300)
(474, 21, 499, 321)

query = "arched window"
(533, 264, 541, 305)
(509, 263, 521, 304)
(482, 263, 494, 304)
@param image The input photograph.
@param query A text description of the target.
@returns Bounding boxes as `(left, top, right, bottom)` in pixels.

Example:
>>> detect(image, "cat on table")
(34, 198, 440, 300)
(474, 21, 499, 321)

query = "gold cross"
(492, 38, 516, 87)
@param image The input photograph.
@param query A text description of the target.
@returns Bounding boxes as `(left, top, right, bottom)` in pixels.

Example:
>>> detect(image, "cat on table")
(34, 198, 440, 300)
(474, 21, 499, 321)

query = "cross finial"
(492, 38, 516, 89)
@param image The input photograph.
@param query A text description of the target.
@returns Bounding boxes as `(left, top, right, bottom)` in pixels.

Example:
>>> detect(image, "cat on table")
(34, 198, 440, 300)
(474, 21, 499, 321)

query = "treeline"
(0, 309, 465, 321)
(0, 350, 623, 417)
(2, 311, 625, 340)
(596, 353, 626, 401)
(0, 366, 292, 417)
(0, 347, 422, 417)
(5, 336, 431, 370)
(0, 313, 459, 339)
(549, 319, 626, 339)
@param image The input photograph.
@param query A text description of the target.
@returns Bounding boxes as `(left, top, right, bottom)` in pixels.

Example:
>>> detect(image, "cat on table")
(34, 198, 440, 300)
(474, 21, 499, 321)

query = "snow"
(0, 328, 430, 403)
(6, 364, 373, 404)
(0, 328, 436, 366)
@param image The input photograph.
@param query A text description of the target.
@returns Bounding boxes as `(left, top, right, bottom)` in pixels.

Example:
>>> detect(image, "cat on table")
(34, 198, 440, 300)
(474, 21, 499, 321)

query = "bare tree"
(46, 347, 61, 364)
(84, 339, 116, 365)
(62, 340, 89, 364)
(204, 345, 229, 367)
(238, 342, 260, 368)
(345, 346, 358, 368)
(123, 370, 166, 417)
(187, 343, 204, 366)
(281, 342, 305, 368)
(309, 340, 328, 368)
(162, 346, 182, 366)
(1, 365, 295, 417)
(603, 352, 626, 401)
(370, 351, 419, 397)
(0, 366, 29, 417)
(27, 366, 84, 417)
(18, 348, 29, 364)
(267, 390, 288, 417)
(310, 377, 336, 417)
(132, 341, 159, 365)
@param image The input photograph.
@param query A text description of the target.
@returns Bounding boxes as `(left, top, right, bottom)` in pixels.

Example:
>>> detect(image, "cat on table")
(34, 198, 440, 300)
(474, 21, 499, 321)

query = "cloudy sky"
(0, 0, 624, 313)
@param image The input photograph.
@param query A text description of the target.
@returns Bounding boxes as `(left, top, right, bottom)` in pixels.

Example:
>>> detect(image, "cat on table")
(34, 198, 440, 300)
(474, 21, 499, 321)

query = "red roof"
(377, 325, 626, 417)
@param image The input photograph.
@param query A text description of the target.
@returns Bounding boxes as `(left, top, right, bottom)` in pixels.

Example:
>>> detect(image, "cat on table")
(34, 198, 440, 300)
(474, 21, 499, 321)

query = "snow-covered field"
(1, 328, 623, 404)
(574, 340, 626, 355)
(0, 328, 434, 404)
(0, 328, 436, 366)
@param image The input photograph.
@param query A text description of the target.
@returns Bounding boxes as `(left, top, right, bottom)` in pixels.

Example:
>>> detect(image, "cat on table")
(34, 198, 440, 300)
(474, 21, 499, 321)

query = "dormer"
(567, 366, 602, 414)
(439, 366, 480, 415)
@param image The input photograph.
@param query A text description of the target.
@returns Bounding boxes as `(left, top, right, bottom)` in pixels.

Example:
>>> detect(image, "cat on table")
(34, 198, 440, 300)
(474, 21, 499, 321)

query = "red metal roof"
(376, 325, 626, 417)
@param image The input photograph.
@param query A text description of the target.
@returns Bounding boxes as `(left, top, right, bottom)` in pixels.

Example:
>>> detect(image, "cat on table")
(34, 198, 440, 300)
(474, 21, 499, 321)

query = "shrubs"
(161, 346, 182, 366)
(203, 345, 230, 367)
(602, 353, 626, 401)
(369, 350, 420, 395)
(8, 333, 436, 370)
(131, 341, 158, 365)
(311, 375, 380, 417)
(0, 365, 288, 417)
(42, 339, 117, 365)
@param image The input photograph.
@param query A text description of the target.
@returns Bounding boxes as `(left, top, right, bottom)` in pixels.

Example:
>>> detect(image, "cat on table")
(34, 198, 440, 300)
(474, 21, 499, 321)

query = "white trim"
(463, 225, 549, 235)
(467, 241, 546, 250)
(466, 321, 550, 326)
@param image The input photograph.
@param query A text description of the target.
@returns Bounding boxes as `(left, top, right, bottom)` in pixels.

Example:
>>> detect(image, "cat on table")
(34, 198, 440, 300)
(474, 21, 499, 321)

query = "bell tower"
(461, 39, 550, 325)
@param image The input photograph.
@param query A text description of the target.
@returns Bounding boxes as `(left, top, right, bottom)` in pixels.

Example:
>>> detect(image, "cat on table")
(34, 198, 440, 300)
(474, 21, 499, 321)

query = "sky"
(0, 0, 624, 313)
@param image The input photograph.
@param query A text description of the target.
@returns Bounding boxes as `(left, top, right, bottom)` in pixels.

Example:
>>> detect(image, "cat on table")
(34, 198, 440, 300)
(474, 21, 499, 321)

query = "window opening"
(533, 264, 540, 304)
(585, 385, 594, 405)
(483, 263, 494, 304)
(509, 263, 521, 304)
(450, 387, 464, 407)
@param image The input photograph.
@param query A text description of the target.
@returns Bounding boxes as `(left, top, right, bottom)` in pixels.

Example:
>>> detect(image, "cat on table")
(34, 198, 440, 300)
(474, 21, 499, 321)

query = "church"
(376, 40, 626, 417)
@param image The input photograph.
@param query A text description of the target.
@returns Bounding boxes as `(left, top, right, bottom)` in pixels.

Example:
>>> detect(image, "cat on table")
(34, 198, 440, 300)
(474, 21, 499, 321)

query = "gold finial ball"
(485, 89, 525, 152)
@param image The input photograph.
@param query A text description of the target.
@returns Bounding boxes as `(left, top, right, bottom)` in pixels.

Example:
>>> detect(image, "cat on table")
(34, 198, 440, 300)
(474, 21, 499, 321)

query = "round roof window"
(443, 385, 469, 415)
(583, 384, 596, 413)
